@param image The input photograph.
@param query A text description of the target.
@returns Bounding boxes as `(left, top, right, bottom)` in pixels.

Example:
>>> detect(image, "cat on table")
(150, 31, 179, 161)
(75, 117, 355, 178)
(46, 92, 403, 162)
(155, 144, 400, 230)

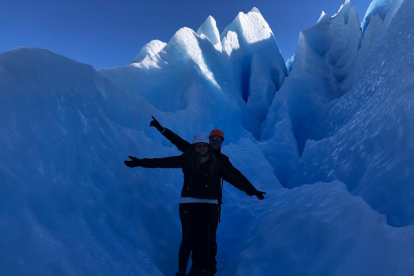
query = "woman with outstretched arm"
(124, 133, 260, 276)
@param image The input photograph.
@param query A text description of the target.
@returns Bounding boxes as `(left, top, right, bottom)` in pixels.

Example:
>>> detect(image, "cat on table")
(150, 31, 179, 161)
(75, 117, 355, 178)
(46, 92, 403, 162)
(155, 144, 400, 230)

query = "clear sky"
(0, 0, 373, 69)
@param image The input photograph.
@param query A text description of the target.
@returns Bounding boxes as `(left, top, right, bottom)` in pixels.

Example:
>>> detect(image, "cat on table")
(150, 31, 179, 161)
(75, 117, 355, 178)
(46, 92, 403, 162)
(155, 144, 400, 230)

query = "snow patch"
(197, 16, 222, 51)
(129, 40, 166, 64)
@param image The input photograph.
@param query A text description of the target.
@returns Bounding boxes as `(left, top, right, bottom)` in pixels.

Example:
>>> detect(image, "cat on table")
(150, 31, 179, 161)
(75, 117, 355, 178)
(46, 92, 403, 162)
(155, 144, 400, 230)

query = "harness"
(218, 178, 224, 223)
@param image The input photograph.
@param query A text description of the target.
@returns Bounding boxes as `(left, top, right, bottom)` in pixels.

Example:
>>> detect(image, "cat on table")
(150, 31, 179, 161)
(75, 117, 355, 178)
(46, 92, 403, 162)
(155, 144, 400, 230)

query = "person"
(149, 117, 266, 275)
(124, 132, 262, 276)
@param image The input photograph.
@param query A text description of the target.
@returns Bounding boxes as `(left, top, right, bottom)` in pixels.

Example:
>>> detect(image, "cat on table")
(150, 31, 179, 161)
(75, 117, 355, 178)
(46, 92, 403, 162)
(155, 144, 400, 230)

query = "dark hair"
(184, 144, 216, 174)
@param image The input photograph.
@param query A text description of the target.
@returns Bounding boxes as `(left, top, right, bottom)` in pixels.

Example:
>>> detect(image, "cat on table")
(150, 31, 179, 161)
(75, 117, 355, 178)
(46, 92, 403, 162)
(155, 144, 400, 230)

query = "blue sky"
(0, 0, 373, 69)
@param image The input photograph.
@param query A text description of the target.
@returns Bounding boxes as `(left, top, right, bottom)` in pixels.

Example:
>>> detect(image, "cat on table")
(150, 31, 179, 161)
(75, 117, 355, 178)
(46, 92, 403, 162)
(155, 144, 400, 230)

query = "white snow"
(222, 31, 240, 56)
(197, 16, 222, 51)
(221, 8, 273, 45)
(285, 54, 295, 72)
(129, 40, 167, 64)
(333, 0, 351, 18)
(317, 11, 328, 23)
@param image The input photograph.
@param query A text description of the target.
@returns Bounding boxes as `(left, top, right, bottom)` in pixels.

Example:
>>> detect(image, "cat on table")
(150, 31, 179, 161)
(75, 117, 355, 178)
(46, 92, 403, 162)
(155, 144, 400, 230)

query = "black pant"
(179, 203, 218, 273)
(191, 213, 219, 273)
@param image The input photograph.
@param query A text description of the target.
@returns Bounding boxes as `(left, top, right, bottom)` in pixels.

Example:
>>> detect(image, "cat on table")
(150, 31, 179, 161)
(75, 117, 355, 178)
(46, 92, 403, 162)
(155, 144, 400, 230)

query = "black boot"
(187, 266, 200, 276)
(175, 272, 186, 276)
(197, 270, 215, 276)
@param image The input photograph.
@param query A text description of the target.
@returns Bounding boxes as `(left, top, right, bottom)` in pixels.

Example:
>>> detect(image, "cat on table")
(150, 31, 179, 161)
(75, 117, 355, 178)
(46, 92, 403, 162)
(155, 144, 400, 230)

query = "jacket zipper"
(187, 178, 193, 191)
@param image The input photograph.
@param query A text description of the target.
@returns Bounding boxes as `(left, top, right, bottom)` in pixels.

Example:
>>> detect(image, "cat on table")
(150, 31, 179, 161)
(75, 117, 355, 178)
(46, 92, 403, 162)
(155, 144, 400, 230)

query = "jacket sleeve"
(220, 155, 258, 196)
(161, 128, 191, 153)
(218, 164, 256, 196)
(140, 154, 184, 169)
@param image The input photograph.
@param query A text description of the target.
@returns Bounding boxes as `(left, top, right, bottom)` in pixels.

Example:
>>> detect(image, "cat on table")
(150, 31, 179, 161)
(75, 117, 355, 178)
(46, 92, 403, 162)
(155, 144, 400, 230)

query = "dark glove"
(255, 190, 266, 200)
(150, 116, 164, 132)
(124, 156, 142, 168)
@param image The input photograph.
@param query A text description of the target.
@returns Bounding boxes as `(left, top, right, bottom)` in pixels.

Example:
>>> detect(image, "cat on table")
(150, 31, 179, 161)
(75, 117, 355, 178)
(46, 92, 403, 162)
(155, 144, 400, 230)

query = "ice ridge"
(197, 16, 222, 51)
(129, 40, 166, 64)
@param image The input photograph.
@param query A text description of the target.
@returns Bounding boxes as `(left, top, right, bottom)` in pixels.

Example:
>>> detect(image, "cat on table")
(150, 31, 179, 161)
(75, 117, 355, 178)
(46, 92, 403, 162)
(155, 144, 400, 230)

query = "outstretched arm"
(218, 165, 256, 197)
(124, 155, 184, 169)
(150, 116, 191, 153)
(220, 155, 266, 200)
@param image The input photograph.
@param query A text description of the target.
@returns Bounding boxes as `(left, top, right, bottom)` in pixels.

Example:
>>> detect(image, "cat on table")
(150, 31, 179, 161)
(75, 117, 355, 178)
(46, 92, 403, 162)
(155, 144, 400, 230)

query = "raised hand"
(255, 191, 266, 200)
(124, 156, 142, 168)
(150, 116, 164, 132)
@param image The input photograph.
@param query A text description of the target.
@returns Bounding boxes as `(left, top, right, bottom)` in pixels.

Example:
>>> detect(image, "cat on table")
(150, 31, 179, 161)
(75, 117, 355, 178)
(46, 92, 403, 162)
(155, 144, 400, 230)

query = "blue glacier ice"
(285, 55, 295, 73)
(282, 0, 414, 227)
(1, 0, 414, 275)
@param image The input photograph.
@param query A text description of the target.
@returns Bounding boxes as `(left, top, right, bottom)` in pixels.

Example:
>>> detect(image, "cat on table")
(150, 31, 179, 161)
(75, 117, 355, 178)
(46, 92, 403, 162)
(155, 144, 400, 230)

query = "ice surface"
(220, 8, 287, 138)
(284, 0, 414, 227)
(260, 0, 362, 186)
(101, 8, 287, 140)
(197, 16, 222, 51)
(364, 0, 387, 20)
(361, 0, 404, 32)
(285, 54, 295, 73)
(317, 11, 328, 23)
(222, 8, 273, 44)
(222, 31, 240, 56)
(0, 47, 182, 276)
(129, 40, 167, 64)
(100, 26, 235, 115)
(0, 46, 280, 275)
(333, 0, 352, 18)
(219, 181, 414, 276)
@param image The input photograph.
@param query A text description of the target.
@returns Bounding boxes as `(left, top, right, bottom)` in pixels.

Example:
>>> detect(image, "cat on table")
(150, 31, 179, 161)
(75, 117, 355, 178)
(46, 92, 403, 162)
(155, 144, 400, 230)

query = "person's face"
(195, 143, 208, 155)
(209, 135, 223, 150)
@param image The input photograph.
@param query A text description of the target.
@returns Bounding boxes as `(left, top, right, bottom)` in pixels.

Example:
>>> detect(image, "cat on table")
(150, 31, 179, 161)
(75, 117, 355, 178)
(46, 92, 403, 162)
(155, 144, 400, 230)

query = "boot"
(187, 266, 200, 276)
(196, 270, 207, 276)
(205, 271, 215, 276)
(175, 272, 186, 276)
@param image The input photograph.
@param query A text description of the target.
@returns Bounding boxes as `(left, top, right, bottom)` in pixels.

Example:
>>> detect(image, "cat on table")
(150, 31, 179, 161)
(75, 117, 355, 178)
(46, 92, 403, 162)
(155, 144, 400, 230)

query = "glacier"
(283, 0, 414, 228)
(1, 0, 414, 275)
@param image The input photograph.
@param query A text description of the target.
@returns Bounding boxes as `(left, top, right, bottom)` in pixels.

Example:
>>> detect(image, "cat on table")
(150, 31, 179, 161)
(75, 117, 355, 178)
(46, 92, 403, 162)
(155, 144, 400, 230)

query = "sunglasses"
(196, 144, 208, 149)
(210, 137, 223, 143)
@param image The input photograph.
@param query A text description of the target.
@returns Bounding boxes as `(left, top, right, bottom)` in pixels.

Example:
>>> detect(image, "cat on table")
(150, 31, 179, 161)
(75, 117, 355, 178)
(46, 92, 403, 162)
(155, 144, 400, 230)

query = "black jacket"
(160, 128, 258, 199)
(140, 154, 255, 199)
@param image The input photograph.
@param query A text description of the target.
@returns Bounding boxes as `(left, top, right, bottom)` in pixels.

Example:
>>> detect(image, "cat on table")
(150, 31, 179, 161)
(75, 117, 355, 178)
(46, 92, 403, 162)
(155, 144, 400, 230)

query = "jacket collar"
(212, 147, 222, 155)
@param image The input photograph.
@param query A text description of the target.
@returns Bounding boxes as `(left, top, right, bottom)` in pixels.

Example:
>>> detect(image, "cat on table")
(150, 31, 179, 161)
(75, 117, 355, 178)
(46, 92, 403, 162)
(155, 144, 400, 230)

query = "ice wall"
(0, 46, 280, 275)
(100, 8, 288, 140)
(99, 25, 248, 141)
(286, 0, 414, 227)
(220, 181, 414, 276)
(0, 47, 182, 276)
(361, 0, 404, 32)
(221, 7, 287, 138)
(256, 0, 414, 226)
(260, 0, 362, 185)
